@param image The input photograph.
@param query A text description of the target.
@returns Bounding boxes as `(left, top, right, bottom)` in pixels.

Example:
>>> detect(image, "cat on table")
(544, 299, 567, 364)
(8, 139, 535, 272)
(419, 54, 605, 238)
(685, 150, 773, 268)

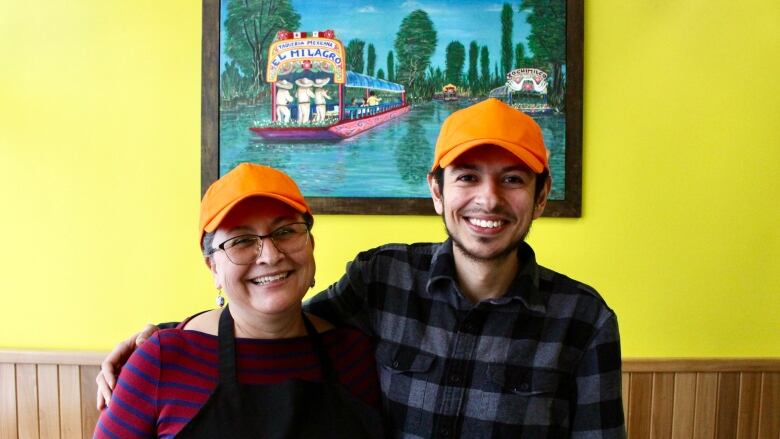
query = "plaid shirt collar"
(426, 239, 547, 314)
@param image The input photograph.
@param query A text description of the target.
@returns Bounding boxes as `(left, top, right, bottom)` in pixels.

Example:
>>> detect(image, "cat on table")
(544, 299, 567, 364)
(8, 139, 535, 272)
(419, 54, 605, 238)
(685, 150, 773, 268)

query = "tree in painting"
(468, 41, 479, 89)
(521, 0, 566, 109)
(480, 46, 490, 91)
(445, 41, 465, 86)
(500, 3, 513, 77)
(346, 39, 366, 74)
(386, 50, 395, 82)
(223, 0, 300, 95)
(394, 9, 437, 99)
(367, 43, 376, 76)
(514, 42, 527, 68)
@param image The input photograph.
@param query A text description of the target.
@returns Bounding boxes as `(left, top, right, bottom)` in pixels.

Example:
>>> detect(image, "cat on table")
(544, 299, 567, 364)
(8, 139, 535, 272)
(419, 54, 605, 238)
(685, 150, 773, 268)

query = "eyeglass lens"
(222, 223, 309, 265)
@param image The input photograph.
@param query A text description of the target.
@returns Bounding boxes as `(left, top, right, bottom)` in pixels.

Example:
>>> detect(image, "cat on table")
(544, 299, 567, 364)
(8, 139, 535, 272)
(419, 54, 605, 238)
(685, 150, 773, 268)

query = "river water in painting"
(219, 99, 565, 200)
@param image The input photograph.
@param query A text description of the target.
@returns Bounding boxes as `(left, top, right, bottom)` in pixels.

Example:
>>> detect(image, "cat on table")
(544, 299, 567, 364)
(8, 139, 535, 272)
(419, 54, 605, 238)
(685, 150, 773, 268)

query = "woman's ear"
(205, 256, 222, 289)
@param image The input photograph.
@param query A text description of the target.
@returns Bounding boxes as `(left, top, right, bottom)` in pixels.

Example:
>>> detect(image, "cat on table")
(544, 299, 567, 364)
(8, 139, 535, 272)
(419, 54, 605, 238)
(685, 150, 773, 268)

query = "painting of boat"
(249, 31, 410, 141)
(489, 68, 555, 114)
(433, 84, 461, 102)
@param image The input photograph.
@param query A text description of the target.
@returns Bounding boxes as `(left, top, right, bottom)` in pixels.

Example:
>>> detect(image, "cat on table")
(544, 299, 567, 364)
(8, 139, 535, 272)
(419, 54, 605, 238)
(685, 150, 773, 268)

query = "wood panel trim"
(623, 358, 780, 372)
(3, 351, 779, 370)
(0, 351, 105, 366)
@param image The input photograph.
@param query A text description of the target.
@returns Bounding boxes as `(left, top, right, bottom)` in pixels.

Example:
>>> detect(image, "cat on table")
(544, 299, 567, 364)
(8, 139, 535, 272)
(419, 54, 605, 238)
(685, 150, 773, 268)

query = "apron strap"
(301, 314, 339, 384)
(217, 305, 238, 386)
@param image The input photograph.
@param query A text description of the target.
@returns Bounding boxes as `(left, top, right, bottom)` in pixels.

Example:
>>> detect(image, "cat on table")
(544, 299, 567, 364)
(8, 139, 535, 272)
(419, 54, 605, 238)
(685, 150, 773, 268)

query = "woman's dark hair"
(201, 212, 314, 257)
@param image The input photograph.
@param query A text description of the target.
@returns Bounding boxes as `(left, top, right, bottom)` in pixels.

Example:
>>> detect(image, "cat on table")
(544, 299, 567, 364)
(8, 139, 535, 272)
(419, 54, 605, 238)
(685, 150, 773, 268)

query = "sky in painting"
(220, 0, 533, 77)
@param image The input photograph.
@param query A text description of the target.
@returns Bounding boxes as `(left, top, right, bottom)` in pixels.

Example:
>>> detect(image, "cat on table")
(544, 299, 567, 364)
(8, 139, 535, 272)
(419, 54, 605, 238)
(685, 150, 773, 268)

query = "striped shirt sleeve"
(94, 333, 161, 438)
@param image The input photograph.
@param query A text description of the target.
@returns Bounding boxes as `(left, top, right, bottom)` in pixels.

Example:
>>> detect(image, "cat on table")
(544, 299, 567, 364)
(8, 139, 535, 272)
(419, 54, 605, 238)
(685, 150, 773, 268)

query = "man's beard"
(443, 217, 531, 263)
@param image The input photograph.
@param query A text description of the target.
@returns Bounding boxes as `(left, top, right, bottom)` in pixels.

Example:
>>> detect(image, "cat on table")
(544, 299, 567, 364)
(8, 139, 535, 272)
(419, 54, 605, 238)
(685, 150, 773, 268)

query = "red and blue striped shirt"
(95, 327, 380, 438)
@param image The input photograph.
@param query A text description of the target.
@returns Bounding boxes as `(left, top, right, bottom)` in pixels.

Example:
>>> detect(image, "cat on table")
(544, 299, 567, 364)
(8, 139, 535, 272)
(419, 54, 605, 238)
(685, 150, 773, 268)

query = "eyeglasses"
(212, 222, 311, 265)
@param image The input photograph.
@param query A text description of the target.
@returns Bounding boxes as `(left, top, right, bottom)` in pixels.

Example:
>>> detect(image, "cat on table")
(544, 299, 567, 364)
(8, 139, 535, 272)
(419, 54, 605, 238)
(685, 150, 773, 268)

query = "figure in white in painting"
(313, 78, 331, 122)
(295, 77, 315, 123)
(275, 80, 294, 123)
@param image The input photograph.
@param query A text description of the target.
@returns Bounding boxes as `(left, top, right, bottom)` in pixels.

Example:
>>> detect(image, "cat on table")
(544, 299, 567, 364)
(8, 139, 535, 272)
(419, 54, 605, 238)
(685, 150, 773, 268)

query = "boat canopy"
(345, 71, 404, 93)
(489, 85, 509, 97)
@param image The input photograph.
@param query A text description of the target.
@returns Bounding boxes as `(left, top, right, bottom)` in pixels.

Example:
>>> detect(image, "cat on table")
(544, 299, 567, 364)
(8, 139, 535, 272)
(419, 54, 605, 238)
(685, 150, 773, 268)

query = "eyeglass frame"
(207, 221, 312, 265)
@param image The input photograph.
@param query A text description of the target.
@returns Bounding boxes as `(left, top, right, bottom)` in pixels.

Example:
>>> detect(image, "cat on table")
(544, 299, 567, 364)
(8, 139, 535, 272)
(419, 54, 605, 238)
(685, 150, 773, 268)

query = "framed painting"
(202, 0, 582, 216)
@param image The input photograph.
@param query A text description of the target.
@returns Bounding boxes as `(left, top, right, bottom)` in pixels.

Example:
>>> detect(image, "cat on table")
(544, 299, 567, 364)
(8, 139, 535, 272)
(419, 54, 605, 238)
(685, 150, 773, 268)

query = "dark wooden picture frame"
(201, 0, 582, 217)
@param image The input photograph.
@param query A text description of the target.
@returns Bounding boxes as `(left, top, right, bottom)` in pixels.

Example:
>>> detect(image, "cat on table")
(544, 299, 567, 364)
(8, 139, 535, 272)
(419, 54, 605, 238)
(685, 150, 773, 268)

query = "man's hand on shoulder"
(95, 324, 158, 410)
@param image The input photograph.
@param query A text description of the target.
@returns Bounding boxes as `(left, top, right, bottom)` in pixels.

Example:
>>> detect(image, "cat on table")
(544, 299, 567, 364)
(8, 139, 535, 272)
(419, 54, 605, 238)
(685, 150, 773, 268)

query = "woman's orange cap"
(199, 163, 311, 246)
(431, 98, 549, 173)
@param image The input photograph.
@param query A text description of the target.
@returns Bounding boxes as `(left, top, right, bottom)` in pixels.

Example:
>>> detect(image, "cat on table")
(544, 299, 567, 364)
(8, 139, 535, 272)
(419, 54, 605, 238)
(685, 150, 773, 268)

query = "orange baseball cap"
(431, 98, 548, 173)
(199, 163, 311, 245)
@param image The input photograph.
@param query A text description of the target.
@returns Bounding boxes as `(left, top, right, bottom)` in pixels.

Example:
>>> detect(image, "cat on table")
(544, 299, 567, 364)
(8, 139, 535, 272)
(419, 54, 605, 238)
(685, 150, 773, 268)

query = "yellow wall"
(1, 1, 778, 356)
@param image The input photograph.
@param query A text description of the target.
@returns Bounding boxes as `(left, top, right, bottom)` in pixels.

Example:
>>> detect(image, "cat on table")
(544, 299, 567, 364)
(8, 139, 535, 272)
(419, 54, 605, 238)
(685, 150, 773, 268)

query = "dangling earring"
(215, 288, 225, 308)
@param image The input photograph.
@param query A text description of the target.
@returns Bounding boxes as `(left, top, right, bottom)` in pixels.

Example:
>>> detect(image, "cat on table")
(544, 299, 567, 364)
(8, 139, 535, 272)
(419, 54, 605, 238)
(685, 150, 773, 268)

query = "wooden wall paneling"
(628, 373, 653, 439)
(0, 363, 17, 439)
(757, 372, 780, 438)
(715, 372, 740, 439)
(37, 364, 60, 439)
(650, 373, 674, 439)
(671, 372, 696, 439)
(16, 364, 39, 439)
(59, 365, 82, 439)
(622, 372, 630, 431)
(694, 372, 718, 439)
(79, 366, 100, 439)
(736, 372, 762, 438)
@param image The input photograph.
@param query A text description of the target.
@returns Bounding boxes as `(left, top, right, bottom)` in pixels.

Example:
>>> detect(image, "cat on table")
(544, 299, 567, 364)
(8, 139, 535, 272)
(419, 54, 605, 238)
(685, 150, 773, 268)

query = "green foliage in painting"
(367, 44, 376, 76)
(468, 41, 479, 88)
(521, 0, 566, 109)
(514, 42, 527, 68)
(346, 39, 366, 73)
(220, 60, 253, 103)
(387, 50, 395, 82)
(394, 9, 437, 99)
(445, 41, 466, 86)
(480, 46, 490, 84)
(500, 3, 513, 77)
(223, 0, 300, 93)
(377, 68, 385, 79)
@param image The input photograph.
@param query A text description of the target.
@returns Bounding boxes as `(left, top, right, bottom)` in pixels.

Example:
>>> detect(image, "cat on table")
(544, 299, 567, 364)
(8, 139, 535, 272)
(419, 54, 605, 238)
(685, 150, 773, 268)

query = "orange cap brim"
(435, 139, 546, 174)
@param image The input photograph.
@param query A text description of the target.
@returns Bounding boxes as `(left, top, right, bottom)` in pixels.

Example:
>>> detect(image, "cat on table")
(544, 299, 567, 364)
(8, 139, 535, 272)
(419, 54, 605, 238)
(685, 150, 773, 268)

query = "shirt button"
(392, 360, 400, 368)
(439, 427, 449, 437)
(450, 374, 461, 384)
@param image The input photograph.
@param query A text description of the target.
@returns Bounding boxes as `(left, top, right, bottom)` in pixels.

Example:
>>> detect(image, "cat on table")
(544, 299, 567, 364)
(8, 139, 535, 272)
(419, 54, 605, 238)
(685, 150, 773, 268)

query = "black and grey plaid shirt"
(307, 240, 625, 438)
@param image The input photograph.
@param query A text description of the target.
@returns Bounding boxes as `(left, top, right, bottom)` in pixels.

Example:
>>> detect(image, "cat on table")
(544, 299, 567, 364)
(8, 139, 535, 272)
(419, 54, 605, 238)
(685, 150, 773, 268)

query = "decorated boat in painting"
(250, 30, 410, 141)
(489, 68, 555, 114)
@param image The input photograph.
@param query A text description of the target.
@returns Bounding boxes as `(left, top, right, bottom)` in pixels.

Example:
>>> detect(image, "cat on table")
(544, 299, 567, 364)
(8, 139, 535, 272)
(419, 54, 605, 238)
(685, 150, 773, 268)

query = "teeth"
(469, 218, 503, 229)
(251, 273, 288, 285)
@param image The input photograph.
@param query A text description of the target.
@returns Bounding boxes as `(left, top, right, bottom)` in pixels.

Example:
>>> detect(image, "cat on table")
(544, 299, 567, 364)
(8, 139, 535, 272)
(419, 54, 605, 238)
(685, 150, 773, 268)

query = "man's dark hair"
(430, 166, 550, 202)
(201, 212, 314, 257)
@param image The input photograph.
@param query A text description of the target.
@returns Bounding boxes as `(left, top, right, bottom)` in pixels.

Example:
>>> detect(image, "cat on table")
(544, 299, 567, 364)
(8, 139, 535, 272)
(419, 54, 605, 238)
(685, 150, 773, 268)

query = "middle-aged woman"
(94, 163, 384, 438)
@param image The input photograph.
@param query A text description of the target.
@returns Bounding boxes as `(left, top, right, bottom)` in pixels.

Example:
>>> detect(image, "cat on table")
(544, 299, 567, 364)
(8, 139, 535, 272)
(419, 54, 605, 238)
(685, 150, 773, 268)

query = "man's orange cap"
(199, 163, 311, 246)
(431, 98, 549, 173)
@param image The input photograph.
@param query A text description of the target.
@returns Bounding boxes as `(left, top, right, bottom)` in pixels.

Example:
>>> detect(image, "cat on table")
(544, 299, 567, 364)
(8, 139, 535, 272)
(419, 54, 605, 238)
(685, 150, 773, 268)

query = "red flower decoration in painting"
(277, 30, 292, 40)
(302, 60, 312, 70)
(323, 29, 335, 39)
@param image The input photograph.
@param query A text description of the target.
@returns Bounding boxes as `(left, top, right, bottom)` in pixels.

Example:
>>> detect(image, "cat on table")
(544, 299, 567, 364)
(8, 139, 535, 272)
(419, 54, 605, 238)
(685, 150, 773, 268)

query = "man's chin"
(450, 235, 522, 263)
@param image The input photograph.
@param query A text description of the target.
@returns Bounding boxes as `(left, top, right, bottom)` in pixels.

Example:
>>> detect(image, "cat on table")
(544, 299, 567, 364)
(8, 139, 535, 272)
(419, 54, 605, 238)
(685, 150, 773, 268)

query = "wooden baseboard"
(623, 357, 780, 372)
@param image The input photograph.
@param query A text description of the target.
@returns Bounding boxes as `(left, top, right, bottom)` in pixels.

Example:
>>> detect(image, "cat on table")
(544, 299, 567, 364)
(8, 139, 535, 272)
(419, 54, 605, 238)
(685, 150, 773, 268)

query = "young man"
(98, 99, 625, 437)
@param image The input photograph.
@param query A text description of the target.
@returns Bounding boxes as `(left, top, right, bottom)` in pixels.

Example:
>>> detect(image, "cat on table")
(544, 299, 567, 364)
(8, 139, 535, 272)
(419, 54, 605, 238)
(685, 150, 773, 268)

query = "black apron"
(176, 305, 384, 438)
